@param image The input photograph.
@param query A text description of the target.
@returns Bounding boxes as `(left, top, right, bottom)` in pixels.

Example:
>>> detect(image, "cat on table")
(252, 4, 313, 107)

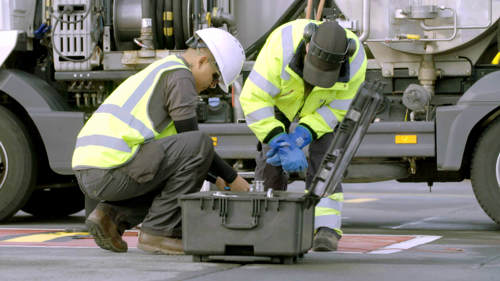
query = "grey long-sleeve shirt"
(147, 62, 237, 184)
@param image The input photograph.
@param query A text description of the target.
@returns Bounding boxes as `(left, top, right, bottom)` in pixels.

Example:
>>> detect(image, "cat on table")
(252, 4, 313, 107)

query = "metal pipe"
(104, 0, 112, 26)
(420, 0, 492, 31)
(358, 0, 371, 42)
(138, 0, 154, 54)
(75, 93, 81, 108)
(186, 0, 191, 37)
(141, 0, 152, 19)
(306, 0, 313, 20)
(193, 0, 201, 32)
(211, 7, 237, 35)
(83, 93, 90, 107)
(419, 9, 457, 42)
(231, 75, 245, 123)
(366, 9, 457, 43)
(418, 54, 437, 95)
(315, 0, 325, 21)
(91, 93, 97, 107)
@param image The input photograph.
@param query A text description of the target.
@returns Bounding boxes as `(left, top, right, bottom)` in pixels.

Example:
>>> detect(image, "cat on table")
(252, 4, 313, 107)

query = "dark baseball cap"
(303, 21, 348, 88)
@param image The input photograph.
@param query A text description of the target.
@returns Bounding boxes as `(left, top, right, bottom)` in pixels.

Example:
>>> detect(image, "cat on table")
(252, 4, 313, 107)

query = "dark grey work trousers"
(75, 131, 214, 238)
(255, 132, 343, 193)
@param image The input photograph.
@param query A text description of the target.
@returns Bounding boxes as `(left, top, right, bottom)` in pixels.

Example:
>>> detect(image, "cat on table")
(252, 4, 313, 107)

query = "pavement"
(0, 180, 499, 281)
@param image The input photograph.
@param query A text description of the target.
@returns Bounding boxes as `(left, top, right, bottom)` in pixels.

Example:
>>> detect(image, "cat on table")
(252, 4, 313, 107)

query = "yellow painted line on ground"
(3, 232, 89, 243)
(344, 198, 378, 203)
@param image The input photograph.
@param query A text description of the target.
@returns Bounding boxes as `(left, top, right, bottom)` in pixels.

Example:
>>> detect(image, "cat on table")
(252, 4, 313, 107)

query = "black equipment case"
(179, 190, 314, 264)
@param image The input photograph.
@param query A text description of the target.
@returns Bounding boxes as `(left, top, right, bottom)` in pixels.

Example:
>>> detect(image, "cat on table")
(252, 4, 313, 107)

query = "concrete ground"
(0, 180, 499, 281)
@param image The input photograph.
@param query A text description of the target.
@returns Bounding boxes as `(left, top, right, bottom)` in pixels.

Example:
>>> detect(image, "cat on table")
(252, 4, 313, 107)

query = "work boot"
(312, 227, 341, 252)
(86, 204, 128, 253)
(137, 231, 184, 255)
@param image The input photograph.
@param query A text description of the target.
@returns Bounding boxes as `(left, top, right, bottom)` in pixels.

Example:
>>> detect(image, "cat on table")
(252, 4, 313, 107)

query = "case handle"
(219, 198, 261, 229)
(221, 216, 259, 230)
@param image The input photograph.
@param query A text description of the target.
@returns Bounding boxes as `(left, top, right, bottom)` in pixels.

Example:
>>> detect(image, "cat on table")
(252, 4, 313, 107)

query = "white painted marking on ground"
(344, 198, 378, 203)
(368, 235, 441, 254)
(390, 216, 442, 229)
(0, 245, 140, 249)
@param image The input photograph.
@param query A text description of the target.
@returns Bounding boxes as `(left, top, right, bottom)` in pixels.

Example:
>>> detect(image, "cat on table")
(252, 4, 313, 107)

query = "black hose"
(245, 0, 307, 59)
(155, 0, 165, 48)
(181, 0, 189, 40)
(182, 0, 190, 40)
(173, 0, 185, 49)
(164, 0, 175, 49)
(34, 0, 43, 28)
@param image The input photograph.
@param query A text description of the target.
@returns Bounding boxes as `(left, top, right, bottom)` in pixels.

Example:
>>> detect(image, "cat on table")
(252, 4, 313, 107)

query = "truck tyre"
(0, 105, 37, 221)
(471, 117, 500, 225)
(21, 186, 84, 218)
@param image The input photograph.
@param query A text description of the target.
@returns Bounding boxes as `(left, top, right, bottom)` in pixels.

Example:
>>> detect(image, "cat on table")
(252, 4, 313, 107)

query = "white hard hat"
(195, 28, 245, 92)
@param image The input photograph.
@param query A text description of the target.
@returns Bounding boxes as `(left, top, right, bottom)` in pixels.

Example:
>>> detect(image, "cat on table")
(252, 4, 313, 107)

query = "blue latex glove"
(266, 133, 308, 172)
(289, 125, 312, 149)
(266, 133, 289, 166)
(279, 142, 308, 172)
(266, 149, 282, 166)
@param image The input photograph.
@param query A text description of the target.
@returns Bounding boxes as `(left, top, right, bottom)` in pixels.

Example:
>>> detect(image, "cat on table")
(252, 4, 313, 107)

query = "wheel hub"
(0, 142, 7, 190)
(496, 152, 500, 190)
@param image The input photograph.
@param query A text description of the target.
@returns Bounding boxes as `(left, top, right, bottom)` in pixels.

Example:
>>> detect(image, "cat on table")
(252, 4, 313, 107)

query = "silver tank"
(232, 0, 296, 48)
(335, 0, 500, 78)
(336, 0, 499, 54)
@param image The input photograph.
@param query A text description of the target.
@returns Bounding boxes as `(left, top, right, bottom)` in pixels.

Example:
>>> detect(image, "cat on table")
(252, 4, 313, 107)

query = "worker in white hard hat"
(72, 28, 249, 255)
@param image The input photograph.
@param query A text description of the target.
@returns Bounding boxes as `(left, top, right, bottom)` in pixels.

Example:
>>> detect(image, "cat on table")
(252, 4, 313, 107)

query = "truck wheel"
(21, 186, 84, 218)
(471, 118, 500, 225)
(0, 106, 36, 221)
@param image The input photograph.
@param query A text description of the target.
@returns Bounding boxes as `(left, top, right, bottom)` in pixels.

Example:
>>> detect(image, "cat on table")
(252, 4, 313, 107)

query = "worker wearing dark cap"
(240, 19, 367, 251)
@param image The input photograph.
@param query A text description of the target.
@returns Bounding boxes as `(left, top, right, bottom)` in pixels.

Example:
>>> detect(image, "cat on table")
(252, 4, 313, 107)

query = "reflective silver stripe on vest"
(96, 104, 155, 140)
(317, 106, 339, 129)
(349, 40, 366, 78)
(245, 106, 274, 125)
(248, 69, 281, 97)
(314, 213, 342, 230)
(76, 135, 131, 152)
(122, 61, 185, 112)
(329, 98, 353, 111)
(280, 25, 293, 80)
(317, 197, 343, 212)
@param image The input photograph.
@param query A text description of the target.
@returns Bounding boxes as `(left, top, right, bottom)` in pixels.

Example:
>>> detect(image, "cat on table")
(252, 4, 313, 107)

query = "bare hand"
(215, 177, 228, 191)
(228, 175, 250, 192)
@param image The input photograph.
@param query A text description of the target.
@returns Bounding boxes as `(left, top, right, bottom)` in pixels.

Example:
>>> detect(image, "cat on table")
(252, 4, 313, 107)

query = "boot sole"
(86, 219, 128, 253)
(312, 238, 338, 252)
(137, 242, 184, 255)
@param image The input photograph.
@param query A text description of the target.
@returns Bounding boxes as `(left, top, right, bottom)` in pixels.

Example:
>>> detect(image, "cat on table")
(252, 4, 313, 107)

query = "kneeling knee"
(186, 131, 214, 158)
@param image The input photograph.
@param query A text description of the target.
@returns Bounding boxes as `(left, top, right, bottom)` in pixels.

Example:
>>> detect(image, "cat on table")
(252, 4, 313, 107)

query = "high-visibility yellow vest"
(240, 19, 367, 142)
(72, 55, 190, 169)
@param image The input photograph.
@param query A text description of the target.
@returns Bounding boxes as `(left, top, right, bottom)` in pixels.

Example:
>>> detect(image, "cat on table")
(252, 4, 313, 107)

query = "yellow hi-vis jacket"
(72, 55, 190, 169)
(240, 19, 367, 142)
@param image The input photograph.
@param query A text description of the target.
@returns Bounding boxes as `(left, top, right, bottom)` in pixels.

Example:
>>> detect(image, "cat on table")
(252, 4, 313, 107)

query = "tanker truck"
(1, 0, 499, 226)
